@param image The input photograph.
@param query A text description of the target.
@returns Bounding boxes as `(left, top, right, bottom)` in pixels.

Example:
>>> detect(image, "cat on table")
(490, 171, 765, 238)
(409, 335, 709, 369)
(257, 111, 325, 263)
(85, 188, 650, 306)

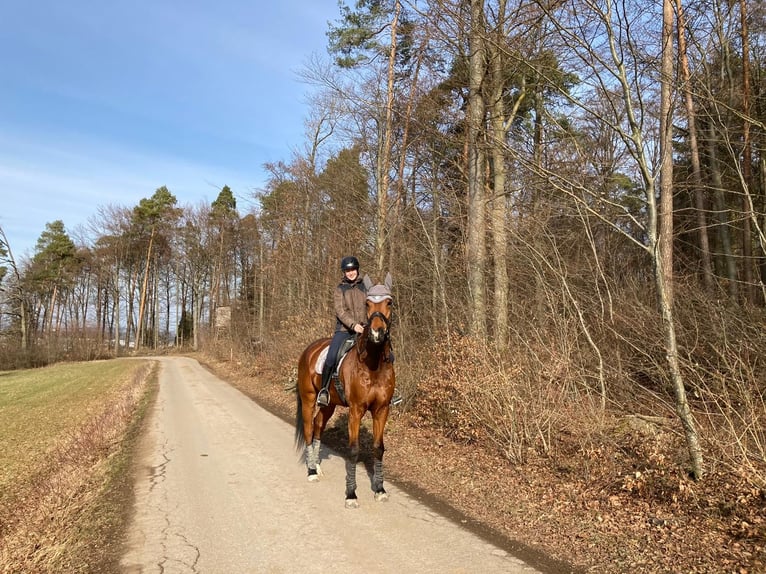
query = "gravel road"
(120, 356, 543, 574)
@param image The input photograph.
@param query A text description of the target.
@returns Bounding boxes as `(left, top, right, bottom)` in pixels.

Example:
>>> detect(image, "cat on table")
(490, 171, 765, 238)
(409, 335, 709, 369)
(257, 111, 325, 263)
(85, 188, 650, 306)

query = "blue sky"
(0, 0, 340, 259)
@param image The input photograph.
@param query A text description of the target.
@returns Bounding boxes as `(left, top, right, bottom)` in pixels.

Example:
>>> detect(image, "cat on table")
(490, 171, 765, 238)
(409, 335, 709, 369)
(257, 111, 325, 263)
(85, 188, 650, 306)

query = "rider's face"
(344, 268, 358, 281)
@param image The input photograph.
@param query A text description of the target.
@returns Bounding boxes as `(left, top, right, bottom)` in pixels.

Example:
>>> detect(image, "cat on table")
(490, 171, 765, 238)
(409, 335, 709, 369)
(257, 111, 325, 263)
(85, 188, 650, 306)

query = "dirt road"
(120, 356, 542, 573)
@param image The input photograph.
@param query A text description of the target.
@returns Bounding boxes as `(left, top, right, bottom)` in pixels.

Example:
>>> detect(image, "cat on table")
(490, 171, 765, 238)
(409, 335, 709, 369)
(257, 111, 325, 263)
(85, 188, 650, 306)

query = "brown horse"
(295, 273, 396, 508)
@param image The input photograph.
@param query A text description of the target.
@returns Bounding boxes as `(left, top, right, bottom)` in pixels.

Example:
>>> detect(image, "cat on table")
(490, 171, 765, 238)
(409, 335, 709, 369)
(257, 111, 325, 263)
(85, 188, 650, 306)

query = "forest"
(2, 1, 766, 570)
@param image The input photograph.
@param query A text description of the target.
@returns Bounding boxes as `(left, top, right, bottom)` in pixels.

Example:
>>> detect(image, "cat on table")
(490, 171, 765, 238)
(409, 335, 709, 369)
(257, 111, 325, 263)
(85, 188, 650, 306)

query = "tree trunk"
(20, 295, 27, 352)
(136, 227, 155, 352)
(210, 232, 222, 331)
(153, 269, 160, 350)
(375, 0, 400, 275)
(676, 0, 714, 293)
(760, 159, 766, 300)
(660, 0, 703, 479)
(740, 0, 754, 303)
(114, 273, 121, 356)
(467, 0, 487, 339)
(706, 122, 739, 300)
(257, 239, 264, 342)
(660, 0, 675, 309)
(193, 283, 200, 351)
(488, 2, 509, 349)
(655, 251, 705, 479)
(47, 284, 58, 337)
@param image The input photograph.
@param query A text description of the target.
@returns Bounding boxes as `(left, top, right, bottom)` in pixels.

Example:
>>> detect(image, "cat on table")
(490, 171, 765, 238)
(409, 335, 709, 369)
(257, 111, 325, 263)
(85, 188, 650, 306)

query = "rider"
(317, 256, 403, 407)
(316, 256, 367, 407)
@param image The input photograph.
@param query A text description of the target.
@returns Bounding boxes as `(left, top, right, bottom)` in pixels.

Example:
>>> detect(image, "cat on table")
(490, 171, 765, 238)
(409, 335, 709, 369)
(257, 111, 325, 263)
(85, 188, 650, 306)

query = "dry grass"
(0, 359, 156, 574)
(201, 307, 766, 574)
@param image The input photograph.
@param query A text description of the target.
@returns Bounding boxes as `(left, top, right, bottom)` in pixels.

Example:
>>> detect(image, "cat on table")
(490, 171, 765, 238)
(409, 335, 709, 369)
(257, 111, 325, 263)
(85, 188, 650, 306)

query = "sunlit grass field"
(0, 359, 150, 503)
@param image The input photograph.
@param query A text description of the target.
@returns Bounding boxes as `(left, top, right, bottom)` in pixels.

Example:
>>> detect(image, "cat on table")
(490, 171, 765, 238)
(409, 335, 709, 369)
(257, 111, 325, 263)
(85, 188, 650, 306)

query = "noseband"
(366, 310, 391, 334)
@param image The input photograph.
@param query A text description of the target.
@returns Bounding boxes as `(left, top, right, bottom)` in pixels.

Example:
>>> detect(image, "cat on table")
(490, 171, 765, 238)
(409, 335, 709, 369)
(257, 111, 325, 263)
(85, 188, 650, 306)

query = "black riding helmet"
(340, 256, 360, 271)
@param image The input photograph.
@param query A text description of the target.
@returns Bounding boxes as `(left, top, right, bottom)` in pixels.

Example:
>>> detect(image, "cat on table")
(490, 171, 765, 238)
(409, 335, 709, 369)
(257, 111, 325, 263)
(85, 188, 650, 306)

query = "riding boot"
(387, 351, 402, 406)
(317, 362, 333, 407)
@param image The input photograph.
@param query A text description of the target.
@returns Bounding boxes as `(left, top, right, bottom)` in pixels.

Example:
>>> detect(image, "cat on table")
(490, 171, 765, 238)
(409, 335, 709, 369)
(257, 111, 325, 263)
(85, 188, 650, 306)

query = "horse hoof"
(308, 474, 320, 482)
(374, 491, 389, 503)
(316, 463, 323, 476)
(345, 498, 360, 509)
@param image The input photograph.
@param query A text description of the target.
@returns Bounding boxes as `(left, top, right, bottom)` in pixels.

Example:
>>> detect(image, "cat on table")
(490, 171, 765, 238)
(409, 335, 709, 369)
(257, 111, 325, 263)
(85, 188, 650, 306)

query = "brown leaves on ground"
(202, 351, 766, 574)
(388, 423, 766, 573)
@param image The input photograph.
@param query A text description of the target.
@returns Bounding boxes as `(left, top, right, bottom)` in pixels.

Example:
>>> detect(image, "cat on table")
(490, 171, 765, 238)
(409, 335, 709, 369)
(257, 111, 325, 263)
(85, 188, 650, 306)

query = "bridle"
(366, 310, 391, 334)
(359, 294, 393, 352)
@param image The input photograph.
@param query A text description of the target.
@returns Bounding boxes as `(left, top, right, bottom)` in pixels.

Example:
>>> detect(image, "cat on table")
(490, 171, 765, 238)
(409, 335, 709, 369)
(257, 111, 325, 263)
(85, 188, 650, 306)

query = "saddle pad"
(315, 347, 329, 373)
(314, 345, 350, 376)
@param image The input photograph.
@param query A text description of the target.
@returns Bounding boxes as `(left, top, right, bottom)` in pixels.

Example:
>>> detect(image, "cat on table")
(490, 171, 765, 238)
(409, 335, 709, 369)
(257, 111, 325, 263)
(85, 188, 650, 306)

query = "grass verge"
(0, 359, 157, 574)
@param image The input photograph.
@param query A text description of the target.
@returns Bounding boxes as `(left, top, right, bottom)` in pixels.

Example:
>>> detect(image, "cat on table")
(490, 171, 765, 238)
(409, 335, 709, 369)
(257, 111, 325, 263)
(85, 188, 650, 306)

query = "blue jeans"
(324, 331, 353, 379)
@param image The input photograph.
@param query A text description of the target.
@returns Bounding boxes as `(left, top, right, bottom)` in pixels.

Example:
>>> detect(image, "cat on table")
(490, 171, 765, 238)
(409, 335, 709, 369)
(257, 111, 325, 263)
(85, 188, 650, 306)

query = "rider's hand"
(353, 323, 364, 334)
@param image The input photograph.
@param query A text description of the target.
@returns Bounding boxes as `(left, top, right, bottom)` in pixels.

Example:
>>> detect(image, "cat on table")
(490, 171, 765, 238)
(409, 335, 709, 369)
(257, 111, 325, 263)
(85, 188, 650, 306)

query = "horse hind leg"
(300, 392, 323, 482)
(307, 438, 322, 481)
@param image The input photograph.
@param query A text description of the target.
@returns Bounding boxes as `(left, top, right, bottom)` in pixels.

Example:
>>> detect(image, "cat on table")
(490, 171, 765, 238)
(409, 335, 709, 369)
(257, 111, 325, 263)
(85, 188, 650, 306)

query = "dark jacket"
(333, 276, 367, 333)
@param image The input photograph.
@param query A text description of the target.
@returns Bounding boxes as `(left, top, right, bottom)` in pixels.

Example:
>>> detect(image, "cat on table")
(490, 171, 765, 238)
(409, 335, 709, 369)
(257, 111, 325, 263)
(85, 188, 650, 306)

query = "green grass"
(0, 359, 150, 503)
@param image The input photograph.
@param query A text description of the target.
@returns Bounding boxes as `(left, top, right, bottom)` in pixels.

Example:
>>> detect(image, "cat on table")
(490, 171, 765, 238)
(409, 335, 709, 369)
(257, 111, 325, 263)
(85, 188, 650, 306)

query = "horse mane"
(355, 329, 366, 359)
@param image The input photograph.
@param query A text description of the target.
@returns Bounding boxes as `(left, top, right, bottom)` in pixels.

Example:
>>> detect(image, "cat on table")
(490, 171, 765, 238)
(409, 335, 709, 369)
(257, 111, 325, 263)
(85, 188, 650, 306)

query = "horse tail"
(295, 337, 328, 453)
(294, 381, 305, 451)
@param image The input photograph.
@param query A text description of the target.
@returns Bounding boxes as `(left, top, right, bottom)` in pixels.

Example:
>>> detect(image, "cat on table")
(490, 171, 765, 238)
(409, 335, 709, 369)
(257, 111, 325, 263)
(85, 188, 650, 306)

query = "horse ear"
(363, 274, 373, 290)
(384, 272, 393, 290)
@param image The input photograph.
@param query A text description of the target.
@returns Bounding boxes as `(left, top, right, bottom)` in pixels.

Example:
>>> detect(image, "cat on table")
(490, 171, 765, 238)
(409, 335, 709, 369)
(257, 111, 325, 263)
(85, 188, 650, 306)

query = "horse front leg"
(344, 406, 364, 508)
(371, 406, 390, 501)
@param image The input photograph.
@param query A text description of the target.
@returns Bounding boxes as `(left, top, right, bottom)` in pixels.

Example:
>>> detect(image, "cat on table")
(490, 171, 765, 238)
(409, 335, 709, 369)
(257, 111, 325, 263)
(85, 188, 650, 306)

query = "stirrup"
(390, 392, 403, 406)
(317, 388, 330, 407)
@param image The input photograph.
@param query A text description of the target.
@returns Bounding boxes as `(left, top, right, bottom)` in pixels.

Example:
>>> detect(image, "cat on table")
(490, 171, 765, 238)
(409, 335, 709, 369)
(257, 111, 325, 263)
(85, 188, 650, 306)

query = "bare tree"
(467, 0, 487, 338)
(532, 0, 704, 478)
(0, 226, 28, 351)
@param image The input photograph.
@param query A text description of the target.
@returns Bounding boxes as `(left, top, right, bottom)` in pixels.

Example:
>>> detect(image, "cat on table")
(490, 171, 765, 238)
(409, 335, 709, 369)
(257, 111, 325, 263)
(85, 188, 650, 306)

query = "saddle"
(315, 337, 354, 374)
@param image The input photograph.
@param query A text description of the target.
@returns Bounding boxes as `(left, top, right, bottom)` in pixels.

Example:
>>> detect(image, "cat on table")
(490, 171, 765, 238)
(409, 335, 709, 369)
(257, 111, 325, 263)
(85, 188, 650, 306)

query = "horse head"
(363, 272, 393, 345)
